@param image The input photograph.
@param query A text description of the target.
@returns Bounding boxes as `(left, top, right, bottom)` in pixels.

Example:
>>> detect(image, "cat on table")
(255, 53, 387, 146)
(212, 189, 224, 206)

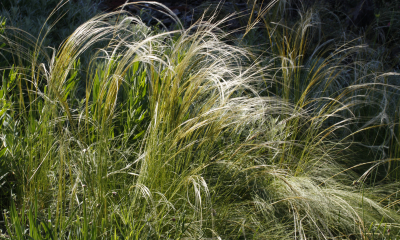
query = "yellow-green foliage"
(0, 1, 400, 239)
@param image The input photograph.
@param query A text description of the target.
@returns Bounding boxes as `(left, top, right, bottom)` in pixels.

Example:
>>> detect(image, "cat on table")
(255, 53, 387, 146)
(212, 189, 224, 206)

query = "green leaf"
(0, 147, 7, 158)
(133, 130, 145, 140)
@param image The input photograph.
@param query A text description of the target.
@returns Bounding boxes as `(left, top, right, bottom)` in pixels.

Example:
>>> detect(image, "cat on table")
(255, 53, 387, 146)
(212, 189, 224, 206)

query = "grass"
(0, 0, 400, 239)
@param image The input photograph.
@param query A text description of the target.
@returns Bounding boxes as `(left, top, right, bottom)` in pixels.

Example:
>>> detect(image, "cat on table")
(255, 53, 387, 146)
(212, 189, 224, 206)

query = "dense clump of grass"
(0, 1, 400, 239)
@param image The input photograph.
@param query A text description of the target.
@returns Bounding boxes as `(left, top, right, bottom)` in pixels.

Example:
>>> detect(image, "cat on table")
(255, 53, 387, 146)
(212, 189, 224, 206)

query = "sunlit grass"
(0, 1, 400, 239)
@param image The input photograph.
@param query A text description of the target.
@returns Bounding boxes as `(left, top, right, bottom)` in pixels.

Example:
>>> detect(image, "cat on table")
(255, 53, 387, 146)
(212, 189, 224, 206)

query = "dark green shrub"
(0, 0, 102, 48)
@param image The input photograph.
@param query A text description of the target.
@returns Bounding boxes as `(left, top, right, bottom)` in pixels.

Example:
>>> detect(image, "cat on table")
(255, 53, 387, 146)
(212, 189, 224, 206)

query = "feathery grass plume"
(244, 0, 400, 237)
(1, 0, 400, 238)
